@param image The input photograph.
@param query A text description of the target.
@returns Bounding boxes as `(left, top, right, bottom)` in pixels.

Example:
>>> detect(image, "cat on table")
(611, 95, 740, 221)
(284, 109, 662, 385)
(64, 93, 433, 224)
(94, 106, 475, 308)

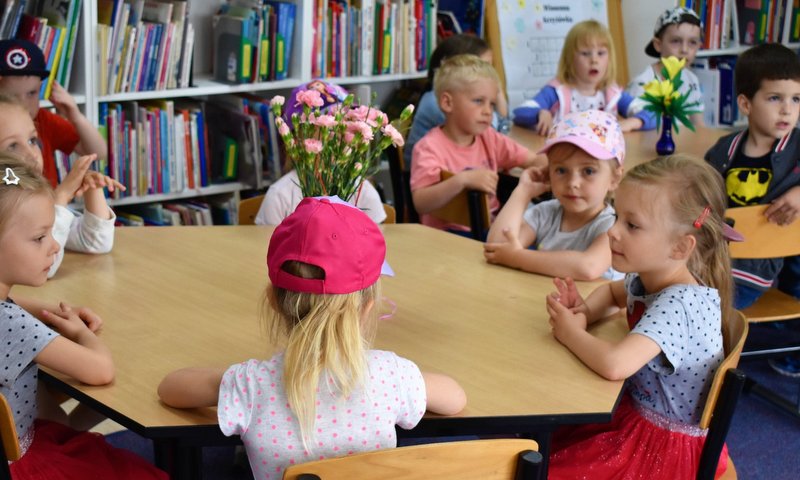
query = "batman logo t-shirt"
(725, 149, 773, 206)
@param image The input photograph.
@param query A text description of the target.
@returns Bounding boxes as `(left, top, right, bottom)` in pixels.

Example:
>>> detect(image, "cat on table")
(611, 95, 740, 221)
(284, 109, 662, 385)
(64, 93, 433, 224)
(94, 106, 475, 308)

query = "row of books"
(97, 95, 282, 199)
(212, 0, 296, 84)
(679, 0, 800, 49)
(97, 0, 195, 96)
(116, 196, 238, 226)
(311, 0, 437, 79)
(0, 0, 26, 39)
(692, 56, 742, 128)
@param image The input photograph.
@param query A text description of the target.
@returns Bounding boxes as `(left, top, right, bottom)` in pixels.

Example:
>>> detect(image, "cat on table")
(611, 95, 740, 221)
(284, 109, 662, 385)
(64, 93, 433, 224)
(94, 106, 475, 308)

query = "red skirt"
(548, 395, 728, 480)
(10, 420, 168, 480)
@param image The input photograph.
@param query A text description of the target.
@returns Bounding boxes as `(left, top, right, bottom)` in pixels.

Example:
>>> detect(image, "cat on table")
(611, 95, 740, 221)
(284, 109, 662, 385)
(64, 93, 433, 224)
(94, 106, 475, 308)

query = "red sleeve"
(35, 109, 80, 154)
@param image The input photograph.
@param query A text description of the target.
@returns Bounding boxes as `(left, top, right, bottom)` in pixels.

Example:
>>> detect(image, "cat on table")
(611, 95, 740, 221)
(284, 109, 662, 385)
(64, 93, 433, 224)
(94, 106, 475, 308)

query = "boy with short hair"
(705, 43, 800, 315)
(410, 54, 546, 233)
(627, 6, 705, 127)
(0, 39, 107, 188)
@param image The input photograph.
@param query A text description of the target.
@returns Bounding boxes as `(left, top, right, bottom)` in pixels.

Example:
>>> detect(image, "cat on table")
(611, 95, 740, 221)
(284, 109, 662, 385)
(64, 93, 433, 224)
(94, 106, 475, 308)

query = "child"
(254, 169, 387, 225)
(0, 157, 167, 479)
(410, 54, 546, 234)
(627, 7, 705, 127)
(704, 43, 800, 376)
(544, 155, 735, 479)
(484, 110, 624, 281)
(0, 95, 123, 277)
(513, 20, 656, 135)
(405, 34, 510, 168)
(0, 39, 108, 189)
(158, 197, 466, 478)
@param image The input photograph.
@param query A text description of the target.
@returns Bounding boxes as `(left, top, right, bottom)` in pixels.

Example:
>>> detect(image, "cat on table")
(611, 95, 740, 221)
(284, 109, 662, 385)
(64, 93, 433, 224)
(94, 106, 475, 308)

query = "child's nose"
(48, 235, 60, 256)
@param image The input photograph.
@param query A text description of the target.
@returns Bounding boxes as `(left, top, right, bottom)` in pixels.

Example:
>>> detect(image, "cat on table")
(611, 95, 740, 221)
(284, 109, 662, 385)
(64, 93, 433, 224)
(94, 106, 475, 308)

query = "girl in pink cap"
(158, 197, 466, 479)
(545, 155, 736, 479)
(484, 110, 624, 281)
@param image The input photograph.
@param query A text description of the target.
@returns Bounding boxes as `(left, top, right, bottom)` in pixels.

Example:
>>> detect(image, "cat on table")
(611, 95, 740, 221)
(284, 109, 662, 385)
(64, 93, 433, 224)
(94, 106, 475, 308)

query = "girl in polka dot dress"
(0, 157, 167, 479)
(512, 20, 656, 136)
(158, 196, 467, 479)
(544, 155, 737, 479)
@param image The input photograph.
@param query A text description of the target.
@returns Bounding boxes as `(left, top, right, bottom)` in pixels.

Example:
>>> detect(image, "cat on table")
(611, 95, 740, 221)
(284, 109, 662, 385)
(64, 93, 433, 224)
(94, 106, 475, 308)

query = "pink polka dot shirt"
(218, 350, 426, 479)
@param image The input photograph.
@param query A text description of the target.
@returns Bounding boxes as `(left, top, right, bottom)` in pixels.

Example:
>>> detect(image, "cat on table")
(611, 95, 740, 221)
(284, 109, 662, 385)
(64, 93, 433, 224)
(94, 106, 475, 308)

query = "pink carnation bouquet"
(270, 89, 413, 200)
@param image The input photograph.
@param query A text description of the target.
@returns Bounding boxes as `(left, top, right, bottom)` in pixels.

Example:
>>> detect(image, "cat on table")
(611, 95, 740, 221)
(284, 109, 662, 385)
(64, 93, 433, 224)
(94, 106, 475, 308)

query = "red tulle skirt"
(548, 395, 728, 480)
(10, 420, 168, 480)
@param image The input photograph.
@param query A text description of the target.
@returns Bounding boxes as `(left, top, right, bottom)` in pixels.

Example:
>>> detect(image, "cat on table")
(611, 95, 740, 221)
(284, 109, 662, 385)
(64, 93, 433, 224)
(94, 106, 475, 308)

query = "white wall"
(622, 0, 675, 80)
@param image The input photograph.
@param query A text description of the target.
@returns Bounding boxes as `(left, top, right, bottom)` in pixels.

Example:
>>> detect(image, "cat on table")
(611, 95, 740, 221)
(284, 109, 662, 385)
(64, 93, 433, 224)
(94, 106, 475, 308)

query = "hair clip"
(693, 206, 711, 229)
(2, 167, 19, 185)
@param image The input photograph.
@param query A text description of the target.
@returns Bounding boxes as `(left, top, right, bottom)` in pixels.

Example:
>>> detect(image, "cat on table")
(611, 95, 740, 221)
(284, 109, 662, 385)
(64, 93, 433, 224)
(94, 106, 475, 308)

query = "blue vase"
(656, 115, 675, 156)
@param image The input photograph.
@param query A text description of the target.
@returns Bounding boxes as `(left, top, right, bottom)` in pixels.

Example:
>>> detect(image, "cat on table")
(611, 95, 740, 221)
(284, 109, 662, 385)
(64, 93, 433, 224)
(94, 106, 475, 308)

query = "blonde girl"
(0, 157, 166, 479)
(544, 155, 735, 479)
(159, 197, 466, 479)
(0, 94, 123, 277)
(513, 20, 656, 135)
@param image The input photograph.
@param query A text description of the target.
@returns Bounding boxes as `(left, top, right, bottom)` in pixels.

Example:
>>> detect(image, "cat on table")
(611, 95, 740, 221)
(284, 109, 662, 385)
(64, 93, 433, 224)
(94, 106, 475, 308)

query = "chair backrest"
(726, 205, 800, 259)
(282, 438, 542, 480)
(1, 392, 21, 468)
(238, 194, 265, 225)
(386, 145, 418, 223)
(695, 310, 749, 480)
(383, 203, 397, 224)
(430, 171, 491, 240)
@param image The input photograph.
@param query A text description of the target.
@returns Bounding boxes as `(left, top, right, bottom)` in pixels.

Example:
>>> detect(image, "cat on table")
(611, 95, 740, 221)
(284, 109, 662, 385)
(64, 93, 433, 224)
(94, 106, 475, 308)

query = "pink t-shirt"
(218, 350, 426, 479)
(410, 126, 529, 230)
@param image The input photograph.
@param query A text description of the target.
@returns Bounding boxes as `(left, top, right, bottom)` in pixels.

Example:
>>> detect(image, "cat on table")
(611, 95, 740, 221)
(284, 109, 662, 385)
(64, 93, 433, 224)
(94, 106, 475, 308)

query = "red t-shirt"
(35, 109, 80, 188)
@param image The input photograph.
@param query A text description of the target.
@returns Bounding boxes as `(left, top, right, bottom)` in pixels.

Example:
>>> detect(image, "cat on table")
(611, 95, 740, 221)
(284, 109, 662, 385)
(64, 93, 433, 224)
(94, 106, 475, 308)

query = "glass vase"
(656, 115, 675, 156)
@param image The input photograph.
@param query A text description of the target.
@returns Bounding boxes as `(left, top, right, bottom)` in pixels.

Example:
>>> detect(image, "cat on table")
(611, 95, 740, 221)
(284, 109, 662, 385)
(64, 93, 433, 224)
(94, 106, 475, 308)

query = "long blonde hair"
(557, 20, 617, 90)
(0, 155, 52, 238)
(262, 260, 380, 451)
(621, 155, 734, 330)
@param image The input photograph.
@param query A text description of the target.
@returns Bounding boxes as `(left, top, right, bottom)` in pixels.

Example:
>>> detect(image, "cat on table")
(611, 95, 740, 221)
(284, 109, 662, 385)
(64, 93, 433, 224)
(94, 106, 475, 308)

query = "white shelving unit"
(65, 0, 425, 209)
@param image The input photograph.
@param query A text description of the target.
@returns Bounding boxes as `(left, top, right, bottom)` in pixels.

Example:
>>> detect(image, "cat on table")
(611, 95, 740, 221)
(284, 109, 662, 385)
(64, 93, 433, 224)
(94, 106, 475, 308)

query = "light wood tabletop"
(510, 124, 729, 168)
(17, 225, 627, 474)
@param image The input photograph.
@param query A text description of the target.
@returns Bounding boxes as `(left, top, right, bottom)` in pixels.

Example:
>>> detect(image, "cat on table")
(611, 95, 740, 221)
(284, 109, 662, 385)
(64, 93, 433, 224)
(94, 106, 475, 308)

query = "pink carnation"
(354, 121, 374, 141)
(382, 124, 404, 147)
(270, 96, 285, 107)
(315, 114, 336, 128)
(295, 89, 324, 108)
(304, 139, 323, 154)
(276, 118, 290, 136)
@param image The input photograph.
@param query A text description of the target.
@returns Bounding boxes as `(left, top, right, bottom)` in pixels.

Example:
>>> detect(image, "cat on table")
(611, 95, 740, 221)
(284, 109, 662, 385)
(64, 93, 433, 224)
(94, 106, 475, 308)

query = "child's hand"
(618, 117, 643, 132)
(54, 155, 95, 205)
(40, 302, 97, 341)
(48, 83, 79, 118)
(483, 227, 524, 267)
(546, 293, 588, 343)
(458, 169, 498, 194)
(765, 186, 800, 226)
(82, 170, 126, 195)
(552, 277, 588, 315)
(536, 110, 553, 136)
(516, 166, 549, 199)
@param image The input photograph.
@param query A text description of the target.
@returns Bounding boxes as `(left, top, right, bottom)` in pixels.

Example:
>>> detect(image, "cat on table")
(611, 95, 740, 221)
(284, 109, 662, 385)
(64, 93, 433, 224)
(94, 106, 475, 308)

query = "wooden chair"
(430, 171, 491, 241)
(696, 310, 749, 480)
(1, 393, 21, 480)
(282, 438, 542, 480)
(382, 203, 397, 224)
(238, 194, 265, 225)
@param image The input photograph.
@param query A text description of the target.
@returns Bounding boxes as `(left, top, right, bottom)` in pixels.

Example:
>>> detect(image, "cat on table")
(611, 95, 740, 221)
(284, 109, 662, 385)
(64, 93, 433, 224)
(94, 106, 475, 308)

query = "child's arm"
(49, 83, 108, 157)
(690, 112, 705, 128)
(411, 169, 498, 214)
(617, 92, 656, 131)
(486, 167, 547, 243)
(764, 185, 800, 226)
(552, 278, 626, 324)
(512, 86, 558, 134)
(158, 367, 226, 408)
(546, 294, 661, 380)
(11, 295, 103, 332)
(34, 303, 114, 385)
(422, 371, 466, 415)
(79, 170, 125, 221)
(486, 231, 613, 281)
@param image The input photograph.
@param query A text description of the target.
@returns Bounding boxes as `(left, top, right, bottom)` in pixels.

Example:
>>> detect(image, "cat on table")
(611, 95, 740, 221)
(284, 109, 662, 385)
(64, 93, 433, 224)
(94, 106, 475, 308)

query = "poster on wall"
(495, 0, 608, 110)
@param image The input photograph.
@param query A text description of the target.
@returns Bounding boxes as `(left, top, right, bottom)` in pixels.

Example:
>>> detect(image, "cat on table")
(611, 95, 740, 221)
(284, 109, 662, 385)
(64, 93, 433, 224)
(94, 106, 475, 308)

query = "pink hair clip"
(693, 206, 711, 229)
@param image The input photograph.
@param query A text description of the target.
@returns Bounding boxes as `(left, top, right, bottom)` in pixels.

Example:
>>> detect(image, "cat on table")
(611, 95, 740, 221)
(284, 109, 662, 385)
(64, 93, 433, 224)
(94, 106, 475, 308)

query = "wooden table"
(510, 124, 729, 168)
(18, 225, 627, 478)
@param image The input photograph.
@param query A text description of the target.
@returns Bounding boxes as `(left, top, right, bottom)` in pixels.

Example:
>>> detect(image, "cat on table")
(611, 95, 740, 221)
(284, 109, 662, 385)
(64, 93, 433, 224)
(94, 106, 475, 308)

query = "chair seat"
(741, 289, 800, 322)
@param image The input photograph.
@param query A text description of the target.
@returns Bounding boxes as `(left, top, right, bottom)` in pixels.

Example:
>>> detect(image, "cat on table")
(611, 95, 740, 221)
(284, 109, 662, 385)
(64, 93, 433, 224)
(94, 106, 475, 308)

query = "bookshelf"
(57, 0, 432, 215)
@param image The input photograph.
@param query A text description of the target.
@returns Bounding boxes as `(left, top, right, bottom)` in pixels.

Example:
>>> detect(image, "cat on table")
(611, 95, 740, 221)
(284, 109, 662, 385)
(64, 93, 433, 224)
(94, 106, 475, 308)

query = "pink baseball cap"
(538, 110, 626, 166)
(267, 196, 392, 294)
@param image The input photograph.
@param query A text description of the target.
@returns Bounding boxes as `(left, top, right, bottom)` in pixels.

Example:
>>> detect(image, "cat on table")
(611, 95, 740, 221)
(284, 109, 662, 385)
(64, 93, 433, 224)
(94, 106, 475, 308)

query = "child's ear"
(652, 37, 663, 55)
(608, 164, 624, 190)
(737, 94, 751, 117)
(670, 233, 697, 260)
(439, 91, 454, 113)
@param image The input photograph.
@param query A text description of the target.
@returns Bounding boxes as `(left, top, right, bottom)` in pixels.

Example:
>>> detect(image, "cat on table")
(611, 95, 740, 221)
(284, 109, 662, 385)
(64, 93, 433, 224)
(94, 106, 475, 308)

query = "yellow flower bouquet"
(640, 56, 702, 132)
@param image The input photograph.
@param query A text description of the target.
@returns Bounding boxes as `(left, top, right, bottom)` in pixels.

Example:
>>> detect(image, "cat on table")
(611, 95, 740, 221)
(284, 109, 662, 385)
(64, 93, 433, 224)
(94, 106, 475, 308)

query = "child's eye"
(627, 222, 639, 230)
(583, 167, 597, 176)
(553, 167, 567, 175)
(792, 96, 800, 104)
(6, 142, 17, 151)
(28, 137, 40, 148)
(768, 95, 780, 102)
(34, 235, 46, 243)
